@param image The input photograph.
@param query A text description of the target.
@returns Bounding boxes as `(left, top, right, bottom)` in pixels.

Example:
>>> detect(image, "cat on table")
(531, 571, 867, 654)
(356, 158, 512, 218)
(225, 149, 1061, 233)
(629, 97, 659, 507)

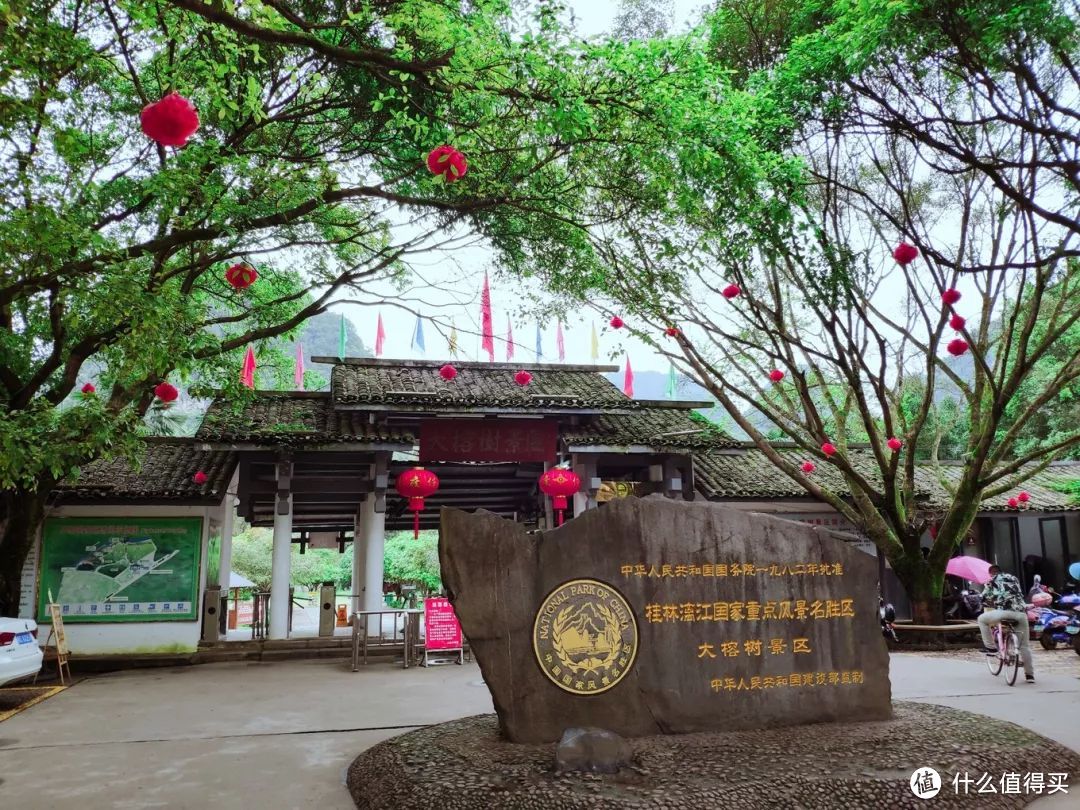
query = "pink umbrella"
(946, 555, 993, 584)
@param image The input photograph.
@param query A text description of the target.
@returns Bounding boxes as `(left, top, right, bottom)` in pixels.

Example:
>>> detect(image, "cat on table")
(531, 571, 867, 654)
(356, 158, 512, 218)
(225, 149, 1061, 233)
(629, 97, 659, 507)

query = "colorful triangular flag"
(449, 319, 459, 358)
(622, 355, 634, 398)
(375, 313, 385, 357)
(665, 363, 677, 400)
(411, 315, 426, 354)
(556, 322, 565, 362)
(241, 346, 256, 389)
(338, 313, 347, 359)
(535, 323, 543, 361)
(294, 342, 305, 391)
(506, 315, 515, 361)
(590, 322, 599, 361)
(480, 272, 494, 362)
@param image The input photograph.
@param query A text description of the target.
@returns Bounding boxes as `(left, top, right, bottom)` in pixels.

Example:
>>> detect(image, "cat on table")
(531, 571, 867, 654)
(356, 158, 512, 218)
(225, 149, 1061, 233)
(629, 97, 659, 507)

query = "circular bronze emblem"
(532, 578, 638, 695)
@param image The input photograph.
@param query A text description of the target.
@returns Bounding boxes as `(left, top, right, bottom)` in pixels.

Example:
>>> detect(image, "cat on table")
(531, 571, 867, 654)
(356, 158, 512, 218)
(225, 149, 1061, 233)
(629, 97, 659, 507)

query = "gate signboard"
(419, 418, 557, 463)
(423, 597, 463, 665)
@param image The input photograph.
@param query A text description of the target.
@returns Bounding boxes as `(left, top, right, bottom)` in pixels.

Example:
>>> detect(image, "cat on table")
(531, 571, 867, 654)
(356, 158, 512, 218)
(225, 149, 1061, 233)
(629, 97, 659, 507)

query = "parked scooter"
(1029, 590, 1080, 650)
(880, 596, 898, 643)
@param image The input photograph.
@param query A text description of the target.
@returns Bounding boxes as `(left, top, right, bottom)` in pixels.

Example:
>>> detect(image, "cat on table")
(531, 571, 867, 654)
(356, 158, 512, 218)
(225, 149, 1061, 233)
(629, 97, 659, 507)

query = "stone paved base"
(346, 702, 1080, 809)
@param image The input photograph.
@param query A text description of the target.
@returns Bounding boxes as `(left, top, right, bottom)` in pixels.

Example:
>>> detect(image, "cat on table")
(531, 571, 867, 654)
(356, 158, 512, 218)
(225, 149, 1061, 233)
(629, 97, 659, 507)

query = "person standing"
(978, 564, 1035, 683)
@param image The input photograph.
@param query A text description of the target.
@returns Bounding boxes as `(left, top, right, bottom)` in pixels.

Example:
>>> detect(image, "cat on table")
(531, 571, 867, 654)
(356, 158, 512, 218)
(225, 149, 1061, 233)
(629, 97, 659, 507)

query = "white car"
(0, 616, 43, 686)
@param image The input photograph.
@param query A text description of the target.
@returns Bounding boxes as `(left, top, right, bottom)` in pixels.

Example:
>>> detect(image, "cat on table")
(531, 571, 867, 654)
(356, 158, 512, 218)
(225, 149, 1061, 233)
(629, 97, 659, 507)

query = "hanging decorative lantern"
(439, 364, 457, 381)
(193, 471, 208, 485)
(941, 288, 962, 306)
(225, 263, 259, 290)
(80, 382, 96, 395)
(887, 437, 903, 452)
(665, 326, 680, 337)
(800, 461, 816, 474)
(609, 315, 624, 329)
(821, 442, 837, 457)
(395, 467, 440, 538)
(892, 242, 918, 265)
(539, 467, 581, 527)
(946, 338, 969, 356)
(768, 369, 785, 383)
(141, 92, 200, 147)
(426, 145, 468, 182)
(722, 284, 741, 299)
(1017, 491, 1030, 505)
(154, 381, 179, 403)
(514, 369, 532, 386)
(949, 314, 966, 331)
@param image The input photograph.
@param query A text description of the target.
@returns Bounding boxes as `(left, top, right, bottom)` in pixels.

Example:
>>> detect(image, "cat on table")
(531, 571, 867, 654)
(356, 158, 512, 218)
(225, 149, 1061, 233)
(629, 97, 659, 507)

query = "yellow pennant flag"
(590, 322, 599, 361)
(448, 319, 459, 358)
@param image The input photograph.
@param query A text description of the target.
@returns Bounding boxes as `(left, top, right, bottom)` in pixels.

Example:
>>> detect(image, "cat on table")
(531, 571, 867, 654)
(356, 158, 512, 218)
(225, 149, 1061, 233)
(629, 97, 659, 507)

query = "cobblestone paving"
(347, 702, 1080, 809)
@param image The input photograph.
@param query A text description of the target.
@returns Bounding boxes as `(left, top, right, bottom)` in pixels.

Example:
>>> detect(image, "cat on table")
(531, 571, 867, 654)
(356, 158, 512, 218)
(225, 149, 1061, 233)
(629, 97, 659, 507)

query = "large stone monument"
(439, 496, 891, 744)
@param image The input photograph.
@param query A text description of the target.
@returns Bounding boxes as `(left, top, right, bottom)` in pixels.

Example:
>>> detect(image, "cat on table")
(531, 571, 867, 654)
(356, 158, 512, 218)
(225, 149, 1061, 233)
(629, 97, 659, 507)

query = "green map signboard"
(38, 517, 202, 623)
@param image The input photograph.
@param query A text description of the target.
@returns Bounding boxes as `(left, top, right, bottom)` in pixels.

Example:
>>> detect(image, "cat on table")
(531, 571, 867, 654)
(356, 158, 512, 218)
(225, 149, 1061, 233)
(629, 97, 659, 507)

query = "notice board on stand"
(422, 597, 464, 666)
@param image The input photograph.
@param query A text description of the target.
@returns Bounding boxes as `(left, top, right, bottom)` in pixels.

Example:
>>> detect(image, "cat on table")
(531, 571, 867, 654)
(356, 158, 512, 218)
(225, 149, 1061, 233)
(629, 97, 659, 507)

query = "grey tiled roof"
(564, 409, 739, 449)
(195, 394, 414, 445)
(696, 447, 1080, 511)
(56, 441, 235, 501)
(331, 361, 633, 410)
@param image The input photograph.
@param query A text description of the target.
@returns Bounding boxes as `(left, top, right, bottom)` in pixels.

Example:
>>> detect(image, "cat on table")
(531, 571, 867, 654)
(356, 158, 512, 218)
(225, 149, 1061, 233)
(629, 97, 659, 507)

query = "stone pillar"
(217, 496, 235, 590)
(269, 458, 293, 640)
(357, 494, 387, 635)
(572, 454, 599, 515)
(352, 510, 366, 614)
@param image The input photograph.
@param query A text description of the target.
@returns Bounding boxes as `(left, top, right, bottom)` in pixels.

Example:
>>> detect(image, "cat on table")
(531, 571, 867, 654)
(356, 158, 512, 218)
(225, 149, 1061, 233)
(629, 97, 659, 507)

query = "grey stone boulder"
(555, 727, 633, 773)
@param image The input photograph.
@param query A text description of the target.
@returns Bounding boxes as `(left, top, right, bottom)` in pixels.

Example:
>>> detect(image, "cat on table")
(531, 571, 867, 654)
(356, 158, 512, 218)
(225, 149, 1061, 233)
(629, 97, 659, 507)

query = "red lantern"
(821, 442, 837, 457)
(193, 471, 208, 485)
(887, 437, 903, 452)
(1017, 491, 1030, 504)
(539, 467, 581, 527)
(892, 242, 918, 266)
(141, 92, 200, 147)
(946, 338, 969, 357)
(941, 288, 961, 306)
(801, 461, 816, 474)
(514, 369, 532, 386)
(225, 263, 259, 290)
(722, 284, 741, 299)
(665, 326, 680, 338)
(609, 316, 625, 329)
(426, 145, 467, 182)
(395, 467, 440, 538)
(1007, 497, 1019, 509)
(439, 364, 457, 381)
(769, 369, 785, 383)
(154, 381, 179, 403)
(80, 382, 96, 395)
(949, 314, 966, 331)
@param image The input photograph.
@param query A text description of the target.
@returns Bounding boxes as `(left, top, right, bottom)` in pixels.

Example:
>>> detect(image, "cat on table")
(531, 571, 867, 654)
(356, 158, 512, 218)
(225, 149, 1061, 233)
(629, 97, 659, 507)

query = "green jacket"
(980, 572, 1026, 612)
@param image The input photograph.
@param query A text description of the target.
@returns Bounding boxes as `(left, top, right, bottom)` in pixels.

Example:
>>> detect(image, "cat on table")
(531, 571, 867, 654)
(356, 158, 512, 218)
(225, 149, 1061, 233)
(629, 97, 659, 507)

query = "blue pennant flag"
(411, 315, 426, 354)
(535, 323, 543, 361)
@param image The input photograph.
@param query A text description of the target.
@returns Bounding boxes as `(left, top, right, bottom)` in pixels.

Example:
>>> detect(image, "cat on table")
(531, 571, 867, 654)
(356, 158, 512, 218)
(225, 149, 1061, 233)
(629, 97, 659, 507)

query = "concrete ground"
(0, 650, 1077, 809)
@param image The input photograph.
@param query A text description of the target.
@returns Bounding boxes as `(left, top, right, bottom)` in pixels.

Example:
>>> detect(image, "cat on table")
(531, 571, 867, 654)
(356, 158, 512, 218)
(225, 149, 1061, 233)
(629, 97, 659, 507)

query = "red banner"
(419, 418, 557, 463)
(424, 597, 463, 651)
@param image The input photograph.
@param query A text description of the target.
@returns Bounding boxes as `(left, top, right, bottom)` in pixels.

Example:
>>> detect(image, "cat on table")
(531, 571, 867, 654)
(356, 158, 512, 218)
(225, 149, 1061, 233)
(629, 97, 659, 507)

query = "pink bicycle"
(985, 618, 1020, 686)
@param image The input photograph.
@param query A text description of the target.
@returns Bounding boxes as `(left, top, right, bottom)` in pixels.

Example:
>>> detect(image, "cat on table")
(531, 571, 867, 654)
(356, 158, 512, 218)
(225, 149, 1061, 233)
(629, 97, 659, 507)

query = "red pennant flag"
(241, 346, 256, 389)
(556, 322, 565, 361)
(375, 313, 386, 357)
(480, 272, 495, 362)
(622, 355, 634, 398)
(505, 315, 515, 361)
(294, 342, 305, 390)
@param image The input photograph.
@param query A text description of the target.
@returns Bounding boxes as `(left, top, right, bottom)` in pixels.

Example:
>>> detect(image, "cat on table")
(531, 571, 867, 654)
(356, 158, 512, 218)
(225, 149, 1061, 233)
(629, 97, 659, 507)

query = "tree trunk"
(0, 485, 49, 616)
(890, 549, 946, 625)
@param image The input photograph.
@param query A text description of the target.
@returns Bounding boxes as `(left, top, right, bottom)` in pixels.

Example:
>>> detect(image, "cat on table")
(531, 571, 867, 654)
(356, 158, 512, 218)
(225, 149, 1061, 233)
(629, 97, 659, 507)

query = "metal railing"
(351, 609, 423, 670)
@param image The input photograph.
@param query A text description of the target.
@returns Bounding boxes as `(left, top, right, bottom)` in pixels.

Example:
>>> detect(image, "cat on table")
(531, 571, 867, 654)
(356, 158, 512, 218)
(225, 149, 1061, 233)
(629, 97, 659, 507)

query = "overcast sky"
(330, 1, 706, 373)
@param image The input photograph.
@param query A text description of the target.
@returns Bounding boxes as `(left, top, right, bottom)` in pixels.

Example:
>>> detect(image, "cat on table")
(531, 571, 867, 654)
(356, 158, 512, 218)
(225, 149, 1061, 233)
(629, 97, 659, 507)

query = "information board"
(424, 597, 463, 651)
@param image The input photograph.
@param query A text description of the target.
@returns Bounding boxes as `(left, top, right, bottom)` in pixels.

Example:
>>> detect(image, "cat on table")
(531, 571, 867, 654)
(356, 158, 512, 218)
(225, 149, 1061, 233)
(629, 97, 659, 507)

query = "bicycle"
(985, 619, 1021, 686)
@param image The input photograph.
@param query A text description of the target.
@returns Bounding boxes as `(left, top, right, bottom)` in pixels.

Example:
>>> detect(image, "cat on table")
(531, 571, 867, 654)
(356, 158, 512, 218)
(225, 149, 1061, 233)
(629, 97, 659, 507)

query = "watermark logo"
(911, 767, 942, 799)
